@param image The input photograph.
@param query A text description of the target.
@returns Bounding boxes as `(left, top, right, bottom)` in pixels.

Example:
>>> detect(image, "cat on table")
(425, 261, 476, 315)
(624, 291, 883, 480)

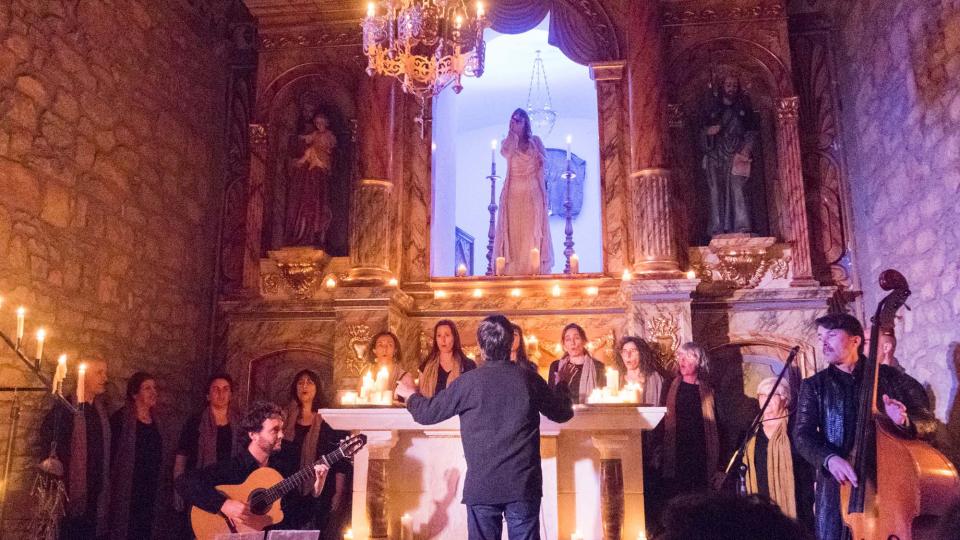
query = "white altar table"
(321, 406, 666, 540)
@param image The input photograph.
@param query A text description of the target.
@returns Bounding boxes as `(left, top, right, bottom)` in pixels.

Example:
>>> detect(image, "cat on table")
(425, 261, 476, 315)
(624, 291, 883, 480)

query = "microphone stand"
(720, 345, 800, 495)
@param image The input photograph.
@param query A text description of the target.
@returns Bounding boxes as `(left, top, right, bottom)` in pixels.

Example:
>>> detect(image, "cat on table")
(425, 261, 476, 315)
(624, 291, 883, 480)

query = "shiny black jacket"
(793, 361, 935, 540)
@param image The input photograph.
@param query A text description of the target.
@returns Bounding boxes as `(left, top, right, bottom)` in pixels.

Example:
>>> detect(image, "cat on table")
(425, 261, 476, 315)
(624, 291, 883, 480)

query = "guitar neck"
(260, 445, 348, 504)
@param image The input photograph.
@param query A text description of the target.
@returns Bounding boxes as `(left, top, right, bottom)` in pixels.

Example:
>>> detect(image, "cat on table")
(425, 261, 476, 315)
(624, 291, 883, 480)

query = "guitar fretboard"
(257, 446, 348, 505)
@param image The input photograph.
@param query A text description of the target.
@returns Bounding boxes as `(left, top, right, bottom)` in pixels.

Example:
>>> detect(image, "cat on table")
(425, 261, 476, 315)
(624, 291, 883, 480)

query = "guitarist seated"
(176, 400, 329, 532)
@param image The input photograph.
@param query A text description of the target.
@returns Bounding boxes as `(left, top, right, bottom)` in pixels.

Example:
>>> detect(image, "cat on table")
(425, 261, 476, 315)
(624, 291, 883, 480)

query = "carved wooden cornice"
(259, 26, 363, 50)
(661, 1, 786, 26)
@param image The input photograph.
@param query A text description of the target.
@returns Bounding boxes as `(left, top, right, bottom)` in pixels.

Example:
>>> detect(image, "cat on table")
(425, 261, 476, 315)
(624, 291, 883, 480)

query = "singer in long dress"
(494, 108, 554, 275)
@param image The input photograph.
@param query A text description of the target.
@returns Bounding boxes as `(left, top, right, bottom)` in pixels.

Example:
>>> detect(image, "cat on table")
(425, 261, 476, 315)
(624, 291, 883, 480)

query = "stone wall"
(0, 0, 227, 535)
(833, 0, 960, 454)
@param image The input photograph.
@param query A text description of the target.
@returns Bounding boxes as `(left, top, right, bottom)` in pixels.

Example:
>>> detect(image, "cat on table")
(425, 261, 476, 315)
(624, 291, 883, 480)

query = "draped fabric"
(488, 0, 618, 66)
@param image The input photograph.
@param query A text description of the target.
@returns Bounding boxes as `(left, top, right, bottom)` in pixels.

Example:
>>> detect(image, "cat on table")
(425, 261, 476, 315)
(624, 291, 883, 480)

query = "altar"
(321, 406, 666, 540)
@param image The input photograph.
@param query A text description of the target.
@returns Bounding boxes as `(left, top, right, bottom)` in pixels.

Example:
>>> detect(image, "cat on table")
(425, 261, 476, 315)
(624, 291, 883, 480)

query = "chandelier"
(362, 0, 488, 99)
(525, 50, 556, 136)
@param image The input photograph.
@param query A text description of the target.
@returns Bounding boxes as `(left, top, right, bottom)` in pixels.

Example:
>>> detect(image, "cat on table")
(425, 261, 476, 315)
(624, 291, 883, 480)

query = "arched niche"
(667, 37, 796, 246)
(248, 347, 336, 407)
(256, 64, 359, 257)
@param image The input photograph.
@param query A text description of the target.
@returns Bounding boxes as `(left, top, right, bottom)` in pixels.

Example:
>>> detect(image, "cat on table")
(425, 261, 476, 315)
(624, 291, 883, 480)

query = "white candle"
(565, 135, 572, 161)
(571, 530, 584, 540)
(77, 363, 87, 403)
(495, 256, 505, 276)
(529, 248, 540, 274)
(53, 354, 67, 395)
(375, 366, 389, 392)
(35, 328, 45, 362)
(476, 1, 484, 18)
(16, 306, 25, 343)
(490, 139, 497, 164)
(360, 371, 374, 401)
(606, 367, 620, 394)
(340, 391, 358, 406)
(456, 263, 468, 277)
(570, 254, 579, 274)
(366, 2, 375, 18)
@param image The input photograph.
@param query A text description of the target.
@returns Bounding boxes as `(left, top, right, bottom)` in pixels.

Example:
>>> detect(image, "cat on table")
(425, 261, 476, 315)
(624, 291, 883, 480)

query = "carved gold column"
(626, 1, 682, 276)
(349, 76, 399, 282)
(776, 97, 817, 286)
(592, 435, 632, 540)
(244, 123, 268, 291)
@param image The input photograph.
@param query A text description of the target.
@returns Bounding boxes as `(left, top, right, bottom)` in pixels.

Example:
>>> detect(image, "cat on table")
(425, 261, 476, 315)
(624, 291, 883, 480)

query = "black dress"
(128, 420, 162, 539)
(673, 381, 707, 493)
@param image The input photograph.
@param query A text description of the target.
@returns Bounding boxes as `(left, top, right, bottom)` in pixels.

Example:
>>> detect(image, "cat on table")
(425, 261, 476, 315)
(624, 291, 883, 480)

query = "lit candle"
(53, 354, 67, 395)
(325, 276, 337, 289)
(340, 391, 358, 406)
(586, 286, 599, 296)
(621, 269, 632, 282)
(510, 288, 522, 297)
(77, 363, 87, 404)
(16, 306, 25, 344)
(434, 290, 447, 299)
(686, 269, 696, 279)
(344, 529, 354, 540)
(570, 254, 580, 274)
(551, 284, 561, 297)
(454, 14, 463, 29)
(400, 513, 413, 540)
(388, 277, 399, 286)
(565, 134, 572, 161)
(366, 2, 375, 18)
(456, 263, 468, 277)
(490, 139, 497, 165)
(375, 366, 389, 392)
(572, 530, 584, 540)
(606, 367, 620, 394)
(472, 288, 483, 298)
(360, 371, 374, 401)
(529, 248, 540, 274)
(35, 328, 45, 362)
(476, 1, 484, 18)
(495, 256, 505, 276)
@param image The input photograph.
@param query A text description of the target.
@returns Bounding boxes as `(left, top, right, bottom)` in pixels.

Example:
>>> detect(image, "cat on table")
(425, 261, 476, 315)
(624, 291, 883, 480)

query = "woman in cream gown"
(494, 108, 554, 275)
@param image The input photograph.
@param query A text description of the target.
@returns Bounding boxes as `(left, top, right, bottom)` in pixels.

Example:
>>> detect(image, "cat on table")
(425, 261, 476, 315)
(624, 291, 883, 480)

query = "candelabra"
(561, 161, 577, 274)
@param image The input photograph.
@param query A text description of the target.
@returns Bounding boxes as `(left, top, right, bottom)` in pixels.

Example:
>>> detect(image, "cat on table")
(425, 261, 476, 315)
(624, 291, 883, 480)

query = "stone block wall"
(0, 0, 227, 535)
(833, 0, 960, 454)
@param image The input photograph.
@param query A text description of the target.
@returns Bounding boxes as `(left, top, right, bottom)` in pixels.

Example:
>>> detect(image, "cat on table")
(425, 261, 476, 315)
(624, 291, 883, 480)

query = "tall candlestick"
(35, 328, 45, 362)
(529, 248, 540, 275)
(16, 306, 25, 345)
(570, 254, 579, 274)
(53, 354, 67, 395)
(77, 363, 87, 404)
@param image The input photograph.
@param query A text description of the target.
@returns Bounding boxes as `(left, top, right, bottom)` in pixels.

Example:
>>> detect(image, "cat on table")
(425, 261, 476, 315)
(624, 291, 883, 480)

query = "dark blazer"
(406, 360, 573, 505)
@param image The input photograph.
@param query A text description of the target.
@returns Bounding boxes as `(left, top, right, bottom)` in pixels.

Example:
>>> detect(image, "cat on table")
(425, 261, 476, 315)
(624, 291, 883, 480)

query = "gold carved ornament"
(646, 315, 681, 371)
(347, 324, 373, 377)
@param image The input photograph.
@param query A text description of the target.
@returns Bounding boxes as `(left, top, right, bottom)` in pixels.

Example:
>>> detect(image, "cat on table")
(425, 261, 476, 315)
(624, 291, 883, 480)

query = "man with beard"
(793, 313, 936, 540)
(176, 401, 328, 532)
(699, 74, 758, 236)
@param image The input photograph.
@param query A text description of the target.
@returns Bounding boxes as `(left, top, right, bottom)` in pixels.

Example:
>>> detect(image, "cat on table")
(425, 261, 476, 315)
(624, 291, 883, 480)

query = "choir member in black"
(547, 323, 606, 404)
(793, 313, 936, 540)
(510, 324, 539, 372)
(281, 369, 351, 539)
(40, 358, 111, 540)
(743, 377, 814, 533)
(614, 336, 664, 406)
(173, 373, 240, 535)
(418, 320, 477, 397)
(109, 371, 162, 540)
(176, 401, 328, 531)
(662, 342, 720, 496)
(395, 315, 574, 539)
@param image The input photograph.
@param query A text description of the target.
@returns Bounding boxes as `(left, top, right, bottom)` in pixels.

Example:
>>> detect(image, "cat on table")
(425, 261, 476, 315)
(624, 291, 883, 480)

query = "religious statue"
(699, 75, 758, 237)
(494, 108, 554, 275)
(283, 111, 336, 247)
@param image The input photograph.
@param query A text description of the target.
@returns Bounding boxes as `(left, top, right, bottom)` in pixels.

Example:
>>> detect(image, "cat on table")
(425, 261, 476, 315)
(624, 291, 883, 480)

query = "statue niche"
(266, 89, 354, 256)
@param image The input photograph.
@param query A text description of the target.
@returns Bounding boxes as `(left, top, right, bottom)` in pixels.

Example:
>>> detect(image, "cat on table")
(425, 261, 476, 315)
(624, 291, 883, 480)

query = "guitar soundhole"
(248, 488, 271, 515)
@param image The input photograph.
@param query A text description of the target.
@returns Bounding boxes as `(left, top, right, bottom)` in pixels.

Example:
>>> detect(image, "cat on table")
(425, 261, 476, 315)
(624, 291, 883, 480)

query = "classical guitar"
(191, 433, 367, 540)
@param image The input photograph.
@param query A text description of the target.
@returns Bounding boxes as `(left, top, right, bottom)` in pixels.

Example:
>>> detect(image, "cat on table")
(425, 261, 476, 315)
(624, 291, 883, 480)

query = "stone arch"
(246, 346, 336, 407)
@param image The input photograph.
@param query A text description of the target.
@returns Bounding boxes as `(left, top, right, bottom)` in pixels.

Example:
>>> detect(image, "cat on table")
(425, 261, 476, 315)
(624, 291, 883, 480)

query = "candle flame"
(79, 363, 87, 374)
(586, 286, 599, 296)
(566, 134, 572, 144)
(434, 290, 447, 299)
(36, 328, 45, 340)
(366, 2, 375, 18)
(388, 277, 399, 286)
(490, 139, 497, 149)
(476, 1, 484, 17)
(686, 269, 696, 280)
(472, 288, 483, 298)
(325, 277, 337, 288)
(16, 306, 25, 316)
(622, 269, 632, 281)
(58, 354, 67, 365)
(510, 288, 521, 297)
(551, 284, 561, 297)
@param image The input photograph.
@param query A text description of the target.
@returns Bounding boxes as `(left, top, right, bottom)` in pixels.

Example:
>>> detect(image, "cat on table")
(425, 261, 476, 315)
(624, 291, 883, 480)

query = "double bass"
(841, 269, 960, 539)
